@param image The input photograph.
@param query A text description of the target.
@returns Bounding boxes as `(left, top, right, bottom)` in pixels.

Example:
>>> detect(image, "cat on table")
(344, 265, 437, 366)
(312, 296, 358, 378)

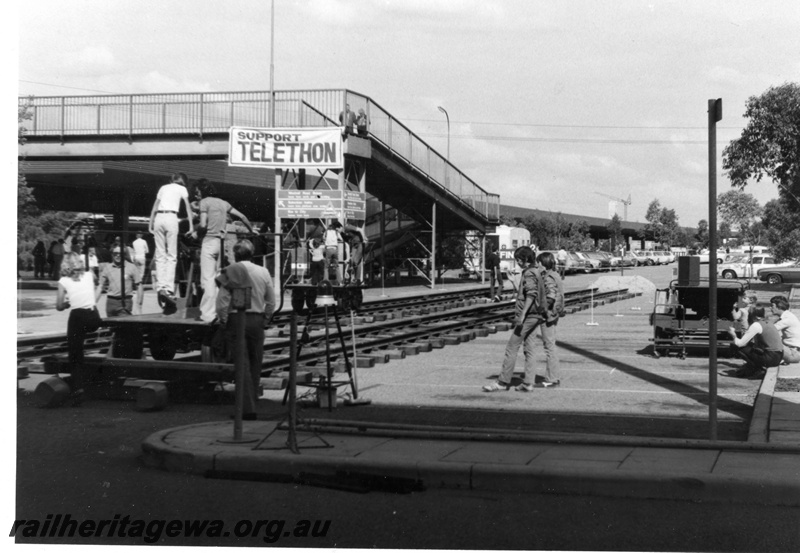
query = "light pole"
(437, 106, 450, 160)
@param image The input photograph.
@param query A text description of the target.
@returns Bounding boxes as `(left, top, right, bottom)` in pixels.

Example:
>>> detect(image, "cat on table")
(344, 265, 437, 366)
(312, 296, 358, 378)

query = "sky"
(13, 0, 800, 226)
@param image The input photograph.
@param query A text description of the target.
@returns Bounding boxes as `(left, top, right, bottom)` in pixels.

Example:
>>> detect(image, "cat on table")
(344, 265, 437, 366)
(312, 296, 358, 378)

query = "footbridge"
(19, 90, 498, 227)
(19, 89, 500, 286)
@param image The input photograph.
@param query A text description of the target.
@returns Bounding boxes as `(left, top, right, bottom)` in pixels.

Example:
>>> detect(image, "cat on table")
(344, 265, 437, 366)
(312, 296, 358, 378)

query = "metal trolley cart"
(650, 278, 747, 359)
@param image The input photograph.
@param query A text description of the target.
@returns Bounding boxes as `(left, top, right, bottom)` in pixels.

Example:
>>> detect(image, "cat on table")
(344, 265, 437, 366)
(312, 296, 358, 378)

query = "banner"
(228, 127, 343, 169)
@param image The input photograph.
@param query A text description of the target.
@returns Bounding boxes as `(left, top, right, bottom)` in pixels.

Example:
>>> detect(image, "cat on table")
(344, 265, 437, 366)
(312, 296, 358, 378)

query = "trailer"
(650, 278, 747, 358)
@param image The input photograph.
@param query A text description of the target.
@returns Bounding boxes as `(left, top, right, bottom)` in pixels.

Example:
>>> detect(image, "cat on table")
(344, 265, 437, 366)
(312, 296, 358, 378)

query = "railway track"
(19, 287, 637, 379)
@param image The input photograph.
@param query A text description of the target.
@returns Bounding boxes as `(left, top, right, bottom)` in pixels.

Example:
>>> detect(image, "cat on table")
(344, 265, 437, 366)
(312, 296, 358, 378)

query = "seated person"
(727, 306, 784, 378)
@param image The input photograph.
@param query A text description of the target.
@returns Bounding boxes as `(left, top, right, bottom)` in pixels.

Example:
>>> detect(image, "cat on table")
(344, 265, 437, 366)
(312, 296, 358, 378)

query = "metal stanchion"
(219, 286, 257, 444)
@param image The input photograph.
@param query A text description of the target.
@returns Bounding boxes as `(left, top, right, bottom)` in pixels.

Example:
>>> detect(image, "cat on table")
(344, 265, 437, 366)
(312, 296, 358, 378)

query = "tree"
(695, 219, 709, 249)
(17, 100, 74, 272)
(606, 214, 622, 251)
(723, 83, 800, 209)
(762, 198, 800, 261)
(717, 189, 763, 250)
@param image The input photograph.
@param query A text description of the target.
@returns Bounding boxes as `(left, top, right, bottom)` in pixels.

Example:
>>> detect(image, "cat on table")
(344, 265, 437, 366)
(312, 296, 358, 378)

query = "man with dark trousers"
(215, 239, 275, 420)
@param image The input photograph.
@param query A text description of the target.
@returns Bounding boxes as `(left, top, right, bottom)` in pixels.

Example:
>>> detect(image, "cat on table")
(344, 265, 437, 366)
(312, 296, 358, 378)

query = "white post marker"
(614, 280, 624, 317)
(586, 287, 599, 326)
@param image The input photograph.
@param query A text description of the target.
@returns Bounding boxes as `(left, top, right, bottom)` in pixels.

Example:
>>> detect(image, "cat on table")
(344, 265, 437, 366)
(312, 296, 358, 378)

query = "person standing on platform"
(215, 239, 276, 421)
(536, 251, 564, 388)
(343, 224, 366, 283)
(356, 108, 369, 136)
(56, 252, 102, 405)
(149, 172, 193, 311)
(770, 295, 800, 364)
(307, 237, 326, 285)
(339, 104, 356, 134)
(727, 307, 784, 378)
(323, 221, 343, 283)
(190, 179, 254, 323)
(97, 247, 138, 317)
(486, 243, 502, 302)
(483, 246, 545, 392)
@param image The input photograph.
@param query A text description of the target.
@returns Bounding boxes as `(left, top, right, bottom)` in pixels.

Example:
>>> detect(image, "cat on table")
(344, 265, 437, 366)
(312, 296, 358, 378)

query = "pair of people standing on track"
(483, 248, 564, 392)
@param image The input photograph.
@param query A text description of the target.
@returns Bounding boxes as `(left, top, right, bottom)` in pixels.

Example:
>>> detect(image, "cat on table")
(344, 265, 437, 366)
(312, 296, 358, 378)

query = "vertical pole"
(430, 202, 437, 290)
(273, 169, 282, 301)
(481, 234, 486, 285)
(708, 98, 722, 441)
(233, 308, 246, 441)
(287, 310, 298, 453)
(269, 0, 275, 127)
(380, 201, 386, 294)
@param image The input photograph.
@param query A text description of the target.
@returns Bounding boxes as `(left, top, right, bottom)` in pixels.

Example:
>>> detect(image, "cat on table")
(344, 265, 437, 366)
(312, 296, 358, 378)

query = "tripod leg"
(332, 305, 357, 399)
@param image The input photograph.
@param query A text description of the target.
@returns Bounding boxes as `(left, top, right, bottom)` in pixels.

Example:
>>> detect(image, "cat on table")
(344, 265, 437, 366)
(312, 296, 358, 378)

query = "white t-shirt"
(156, 183, 189, 212)
(132, 238, 149, 260)
(775, 310, 800, 348)
(324, 229, 340, 248)
(59, 272, 96, 310)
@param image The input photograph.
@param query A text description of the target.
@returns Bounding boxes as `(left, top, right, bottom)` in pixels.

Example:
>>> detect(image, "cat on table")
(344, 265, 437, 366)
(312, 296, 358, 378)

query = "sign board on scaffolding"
(228, 127, 343, 170)
(344, 190, 367, 220)
(276, 190, 342, 219)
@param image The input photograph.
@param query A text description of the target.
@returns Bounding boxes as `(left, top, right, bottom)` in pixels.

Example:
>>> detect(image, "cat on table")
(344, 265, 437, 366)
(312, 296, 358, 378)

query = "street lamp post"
(437, 105, 450, 160)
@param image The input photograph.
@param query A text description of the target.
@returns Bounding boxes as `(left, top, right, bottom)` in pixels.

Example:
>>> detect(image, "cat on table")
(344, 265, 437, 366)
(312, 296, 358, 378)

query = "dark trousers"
(67, 307, 101, 390)
(34, 257, 46, 278)
(732, 344, 783, 370)
(226, 313, 265, 415)
(106, 297, 133, 317)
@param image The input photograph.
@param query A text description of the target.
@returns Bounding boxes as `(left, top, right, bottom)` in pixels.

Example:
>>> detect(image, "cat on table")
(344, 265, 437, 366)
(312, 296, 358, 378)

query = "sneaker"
(515, 383, 534, 392)
(536, 380, 560, 388)
(158, 291, 177, 308)
(482, 381, 509, 392)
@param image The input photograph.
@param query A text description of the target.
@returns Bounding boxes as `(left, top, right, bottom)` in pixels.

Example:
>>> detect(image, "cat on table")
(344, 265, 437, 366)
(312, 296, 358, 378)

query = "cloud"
(708, 65, 744, 86)
(54, 46, 118, 77)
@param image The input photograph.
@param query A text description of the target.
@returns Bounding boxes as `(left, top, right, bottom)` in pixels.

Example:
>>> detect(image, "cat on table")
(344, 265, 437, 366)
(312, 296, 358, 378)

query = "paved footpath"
(140, 278, 800, 507)
(18, 273, 800, 506)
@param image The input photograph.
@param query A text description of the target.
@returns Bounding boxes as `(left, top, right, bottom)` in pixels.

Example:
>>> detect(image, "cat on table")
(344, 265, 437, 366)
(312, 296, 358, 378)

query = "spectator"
(307, 237, 326, 285)
(356, 108, 369, 136)
(770, 295, 800, 364)
(215, 239, 276, 421)
(149, 172, 194, 312)
(323, 221, 343, 283)
(191, 178, 254, 323)
(339, 104, 356, 134)
(731, 291, 757, 334)
(486, 243, 502, 302)
(343, 224, 366, 283)
(483, 246, 546, 392)
(49, 240, 65, 280)
(97, 247, 138, 317)
(727, 307, 784, 378)
(56, 252, 102, 405)
(87, 247, 99, 279)
(556, 247, 568, 279)
(33, 240, 47, 279)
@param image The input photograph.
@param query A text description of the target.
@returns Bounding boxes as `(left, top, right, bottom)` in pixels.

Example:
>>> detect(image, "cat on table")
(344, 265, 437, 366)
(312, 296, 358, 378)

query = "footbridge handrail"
(18, 89, 499, 222)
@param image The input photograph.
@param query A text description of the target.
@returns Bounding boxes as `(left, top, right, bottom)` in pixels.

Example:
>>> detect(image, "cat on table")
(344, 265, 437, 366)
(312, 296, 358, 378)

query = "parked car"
(694, 250, 726, 264)
(569, 251, 592, 274)
(652, 251, 671, 265)
(541, 250, 578, 275)
(625, 251, 647, 266)
(717, 254, 791, 279)
(636, 251, 658, 266)
(604, 251, 622, 267)
(620, 252, 639, 267)
(583, 251, 611, 271)
(757, 260, 800, 284)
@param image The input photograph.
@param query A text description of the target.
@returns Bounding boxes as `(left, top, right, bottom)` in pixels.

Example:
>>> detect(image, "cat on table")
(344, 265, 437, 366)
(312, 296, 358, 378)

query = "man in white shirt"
(149, 173, 193, 311)
(770, 295, 800, 364)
